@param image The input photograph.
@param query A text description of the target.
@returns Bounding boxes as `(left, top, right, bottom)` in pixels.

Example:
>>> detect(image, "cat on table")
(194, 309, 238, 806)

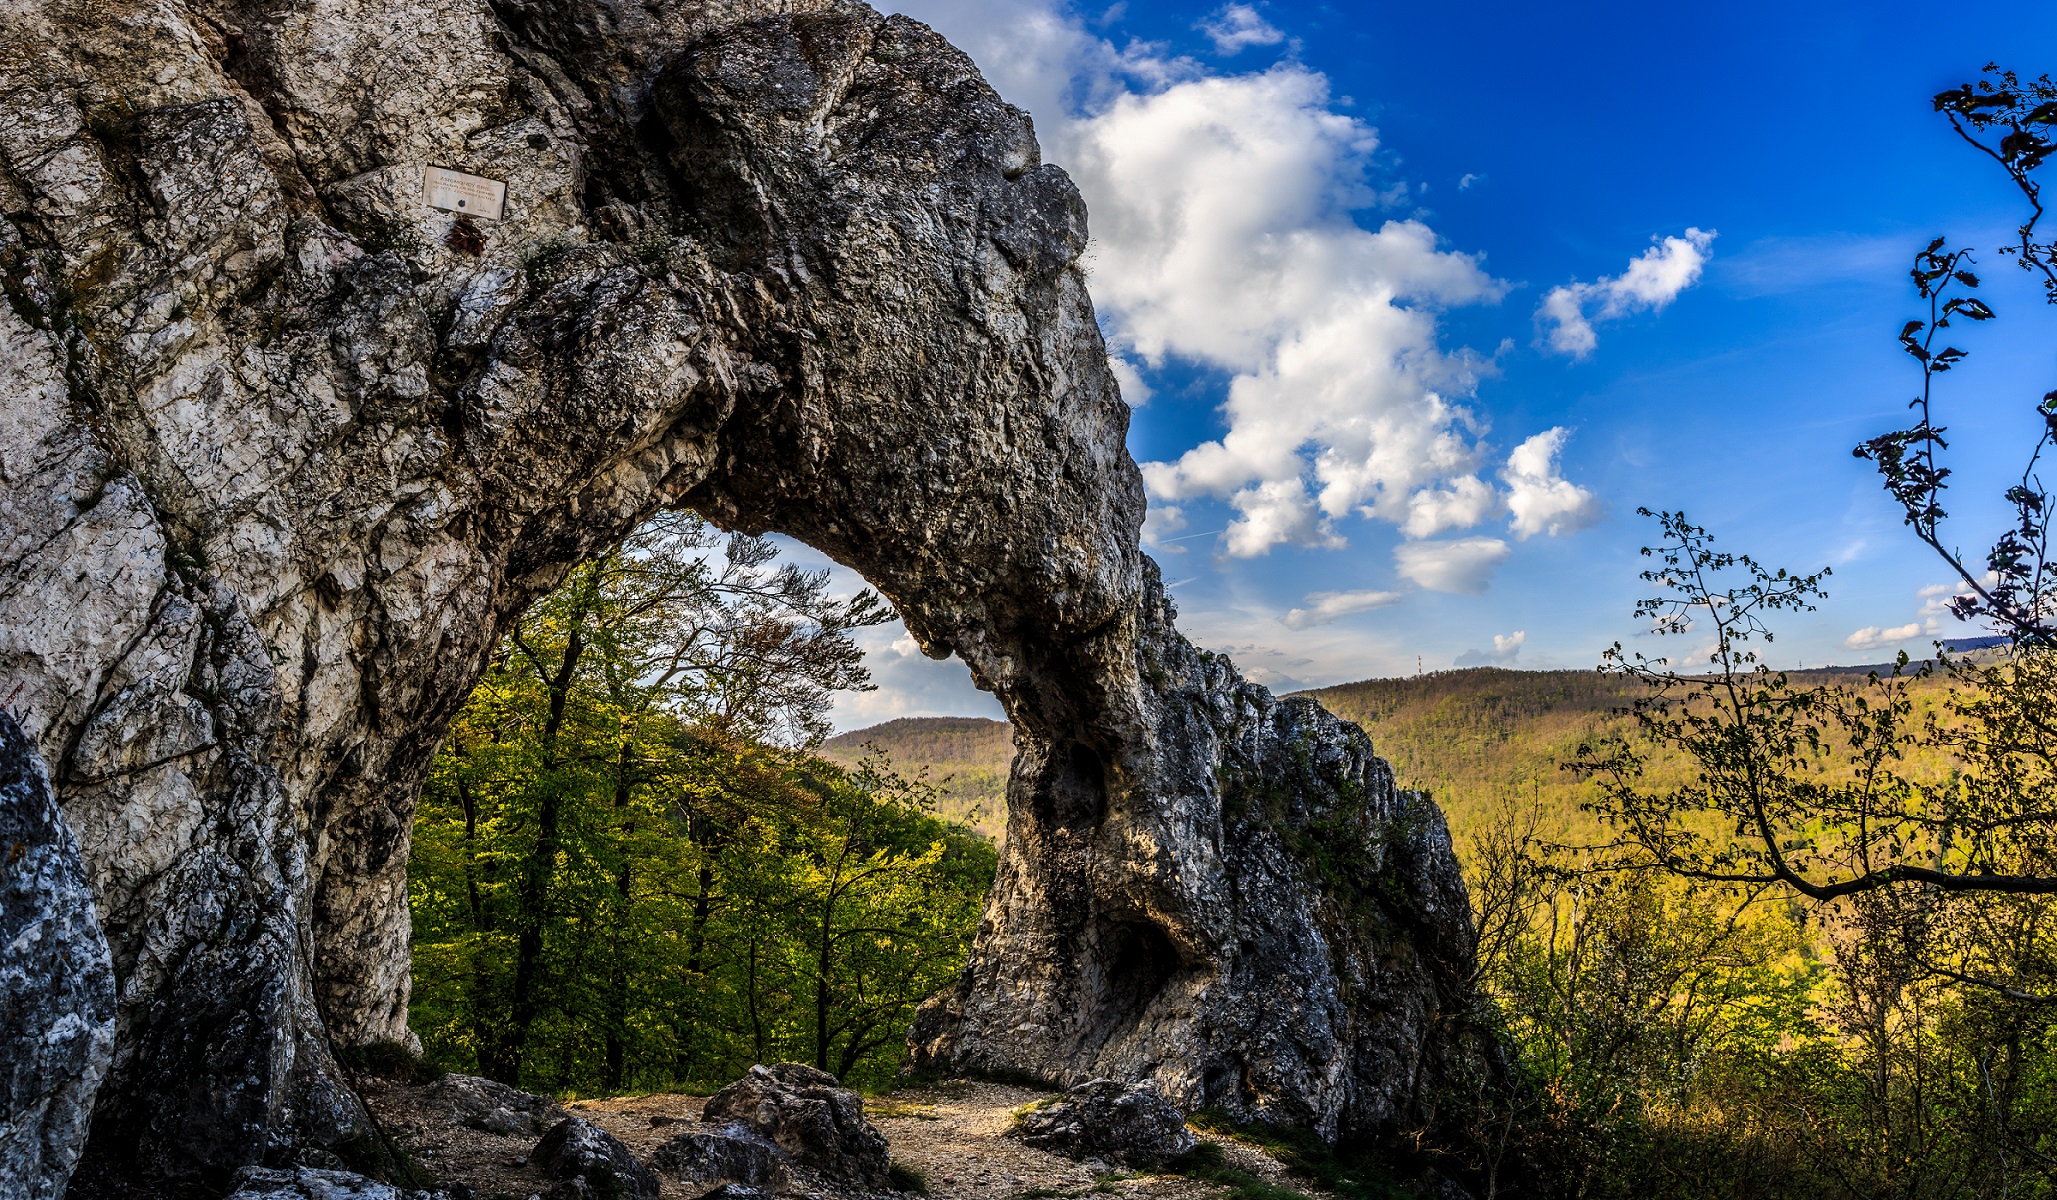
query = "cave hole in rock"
(1088, 919, 1183, 1049)
(397, 514, 1001, 1095)
(1028, 739, 1108, 835)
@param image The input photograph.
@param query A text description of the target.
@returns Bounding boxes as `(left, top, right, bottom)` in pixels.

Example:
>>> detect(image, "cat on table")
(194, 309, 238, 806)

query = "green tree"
(1533, 509, 2057, 1196)
(787, 755, 989, 1079)
(408, 513, 995, 1095)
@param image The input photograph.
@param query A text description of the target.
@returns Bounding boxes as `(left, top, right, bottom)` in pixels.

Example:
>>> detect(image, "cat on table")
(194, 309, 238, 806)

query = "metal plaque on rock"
(423, 165, 506, 220)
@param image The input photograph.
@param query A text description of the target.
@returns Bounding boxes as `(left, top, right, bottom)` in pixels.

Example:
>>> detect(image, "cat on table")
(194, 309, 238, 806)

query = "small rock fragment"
(221, 1165, 432, 1199)
(531, 1117, 660, 1200)
(429, 1074, 565, 1137)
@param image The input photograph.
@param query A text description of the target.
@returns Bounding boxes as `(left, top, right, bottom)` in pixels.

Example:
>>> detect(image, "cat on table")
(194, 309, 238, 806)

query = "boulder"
(427, 1074, 564, 1137)
(702, 1065, 889, 1186)
(1007, 1080, 1196, 1168)
(0, 712, 116, 1200)
(647, 1123, 790, 1186)
(532, 1117, 659, 1200)
(695, 1186, 774, 1200)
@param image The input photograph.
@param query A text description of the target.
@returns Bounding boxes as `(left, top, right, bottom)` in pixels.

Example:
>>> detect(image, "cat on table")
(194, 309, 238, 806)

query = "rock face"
(0, 712, 116, 1200)
(0, 0, 1502, 1193)
(1007, 1080, 1195, 1169)
(702, 1065, 889, 1187)
(918, 689, 1504, 1153)
(532, 1118, 660, 1200)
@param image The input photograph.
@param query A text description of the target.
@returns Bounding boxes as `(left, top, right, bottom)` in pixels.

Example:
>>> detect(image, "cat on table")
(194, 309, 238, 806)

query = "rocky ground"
(359, 1077, 1319, 1200)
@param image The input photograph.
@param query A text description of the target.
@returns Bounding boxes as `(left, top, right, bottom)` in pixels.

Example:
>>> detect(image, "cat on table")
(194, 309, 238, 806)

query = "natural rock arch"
(0, 0, 1503, 1194)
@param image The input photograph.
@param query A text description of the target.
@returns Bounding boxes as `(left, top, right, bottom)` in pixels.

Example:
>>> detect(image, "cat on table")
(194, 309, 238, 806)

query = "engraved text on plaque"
(423, 166, 507, 220)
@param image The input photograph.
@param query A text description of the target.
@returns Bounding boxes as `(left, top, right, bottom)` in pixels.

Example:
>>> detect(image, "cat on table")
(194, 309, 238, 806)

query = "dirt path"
(362, 1077, 1318, 1200)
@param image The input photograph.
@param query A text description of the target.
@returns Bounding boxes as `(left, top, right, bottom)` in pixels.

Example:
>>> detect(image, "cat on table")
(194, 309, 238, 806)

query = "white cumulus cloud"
(1916, 581, 1987, 633)
(1401, 475, 1502, 539)
(1198, 3, 1285, 54)
(1282, 588, 1404, 629)
(1503, 427, 1603, 539)
(1140, 503, 1189, 548)
(1107, 354, 1153, 405)
(1395, 537, 1510, 594)
(1089, 68, 1507, 556)
(1539, 228, 1716, 358)
(1844, 623, 1923, 651)
(1455, 630, 1525, 667)
(889, 0, 1601, 560)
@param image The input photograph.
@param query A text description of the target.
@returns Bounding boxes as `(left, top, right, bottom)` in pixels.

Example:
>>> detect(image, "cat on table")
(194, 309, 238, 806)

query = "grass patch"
(888, 1161, 930, 1193)
(1163, 1143, 1309, 1200)
(968, 1065, 1069, 1091)
(1180, 1112, 1409, 1200)
(335, 1039, 444, 1085)
(887, 1067, 985, 1096)
(1008, 1094, 1064, 1125)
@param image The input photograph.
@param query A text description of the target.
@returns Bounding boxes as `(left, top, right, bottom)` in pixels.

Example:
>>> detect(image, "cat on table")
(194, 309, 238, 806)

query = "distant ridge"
(821, 716, 1013, 840)
(829, 661, 1970, 850)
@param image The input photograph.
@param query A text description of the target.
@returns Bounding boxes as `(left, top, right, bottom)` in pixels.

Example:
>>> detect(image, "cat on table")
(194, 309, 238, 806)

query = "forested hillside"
(821, 718, 1013, 840)
(1306, 663, 1956, 846)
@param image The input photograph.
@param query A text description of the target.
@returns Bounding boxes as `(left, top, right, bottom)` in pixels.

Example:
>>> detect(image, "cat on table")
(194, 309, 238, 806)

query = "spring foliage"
(1441, 507, 2057, 1198)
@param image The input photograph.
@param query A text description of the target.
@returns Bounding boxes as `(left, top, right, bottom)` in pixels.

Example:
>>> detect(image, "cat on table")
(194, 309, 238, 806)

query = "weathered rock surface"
(427, 1074, 564, 1138)
(221, 1165, 441, 1200)
(1006, 1080, 1195, 1169)
(702, 1064, 889, 1187)
(919, 687, 1507, 1156)
(0, 712, 116, 1200)
(0, 0, 1504, 1193)
(532, 1117, 659, 1200)
(648, 1123, 791, 1187)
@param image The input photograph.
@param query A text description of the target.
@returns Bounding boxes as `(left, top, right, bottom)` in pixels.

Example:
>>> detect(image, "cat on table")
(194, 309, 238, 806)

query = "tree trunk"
(496, 630, 584, 1083)
(456, 770, 499, 1076)
(602, 742, 635, 1093)
(815, 901, 834, 1072)
(672, 859, 718, 1084)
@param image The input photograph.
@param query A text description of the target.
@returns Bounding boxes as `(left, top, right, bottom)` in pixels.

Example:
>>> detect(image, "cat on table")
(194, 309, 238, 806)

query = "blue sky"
(805, 0, 2057, 729)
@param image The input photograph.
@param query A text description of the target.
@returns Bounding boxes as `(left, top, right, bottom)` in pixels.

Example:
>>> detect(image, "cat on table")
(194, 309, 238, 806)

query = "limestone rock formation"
(0, 712, 116, 1200)
(1006, 1081, 1195, 1170)
(0, 0, 1504, 1193)
(918, 688, 1504, 1153)
(702, 1065, 889, 1187)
